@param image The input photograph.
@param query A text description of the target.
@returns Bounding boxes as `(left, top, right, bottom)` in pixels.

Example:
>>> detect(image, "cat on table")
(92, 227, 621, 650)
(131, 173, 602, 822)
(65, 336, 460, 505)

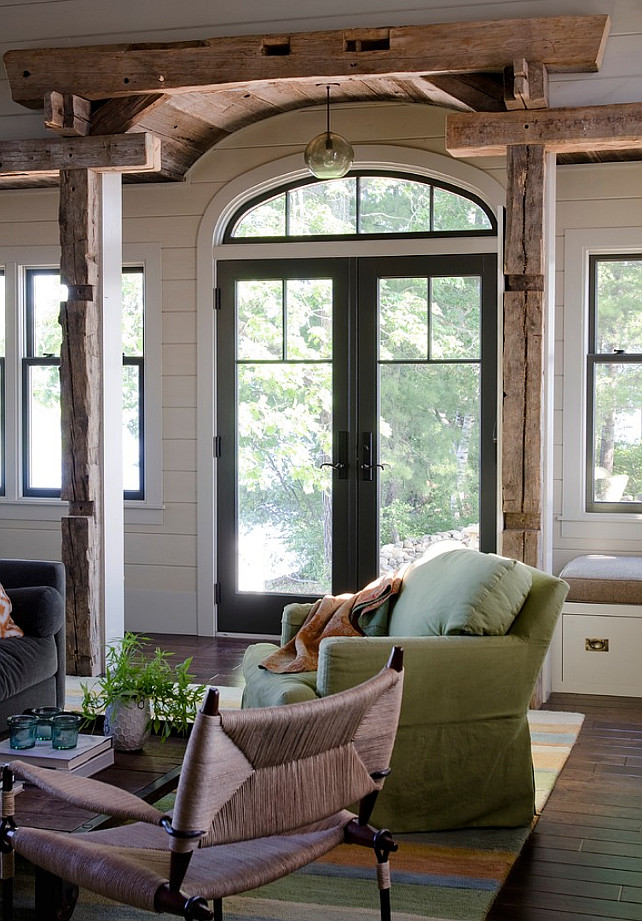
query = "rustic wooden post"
(59, 168, 103, 674)
(501, 144, 547, 568)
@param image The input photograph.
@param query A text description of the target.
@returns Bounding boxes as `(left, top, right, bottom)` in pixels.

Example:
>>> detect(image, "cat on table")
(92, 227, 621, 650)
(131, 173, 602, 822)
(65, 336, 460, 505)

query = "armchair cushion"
(388, 548, 532, 637)
(242, 643, 319, 707)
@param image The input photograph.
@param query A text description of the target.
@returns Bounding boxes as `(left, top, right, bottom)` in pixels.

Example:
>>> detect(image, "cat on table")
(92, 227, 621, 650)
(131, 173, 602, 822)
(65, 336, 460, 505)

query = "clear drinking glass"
(33, 706, 62, 741)
(7, 714, 38, 749)
(51, 714, 82, 750)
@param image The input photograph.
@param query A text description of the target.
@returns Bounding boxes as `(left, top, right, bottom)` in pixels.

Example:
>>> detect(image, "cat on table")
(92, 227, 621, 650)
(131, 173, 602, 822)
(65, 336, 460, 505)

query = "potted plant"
(81, 633, 207, 751)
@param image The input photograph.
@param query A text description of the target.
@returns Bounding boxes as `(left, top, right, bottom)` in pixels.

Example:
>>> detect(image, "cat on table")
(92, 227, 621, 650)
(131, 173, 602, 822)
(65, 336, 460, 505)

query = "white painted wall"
(1, 1, 642, 634)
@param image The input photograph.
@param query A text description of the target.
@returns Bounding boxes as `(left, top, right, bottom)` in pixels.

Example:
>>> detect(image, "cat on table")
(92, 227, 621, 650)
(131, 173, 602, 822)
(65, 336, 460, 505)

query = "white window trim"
(561, 227, 642, 542)
(0, 243, 163, 525)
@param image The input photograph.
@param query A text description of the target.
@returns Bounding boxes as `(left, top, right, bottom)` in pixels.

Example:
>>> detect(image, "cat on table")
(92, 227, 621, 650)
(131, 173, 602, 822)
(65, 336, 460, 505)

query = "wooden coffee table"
(12, 735, 186, 832)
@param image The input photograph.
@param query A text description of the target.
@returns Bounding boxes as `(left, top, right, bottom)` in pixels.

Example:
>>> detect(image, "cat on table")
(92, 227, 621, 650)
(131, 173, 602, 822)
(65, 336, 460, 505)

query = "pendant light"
(304, 84, 354, 180)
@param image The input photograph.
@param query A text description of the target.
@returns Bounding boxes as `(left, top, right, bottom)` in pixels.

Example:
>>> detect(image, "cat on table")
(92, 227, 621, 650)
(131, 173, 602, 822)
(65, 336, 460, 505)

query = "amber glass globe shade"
(304, 130, 354, 179)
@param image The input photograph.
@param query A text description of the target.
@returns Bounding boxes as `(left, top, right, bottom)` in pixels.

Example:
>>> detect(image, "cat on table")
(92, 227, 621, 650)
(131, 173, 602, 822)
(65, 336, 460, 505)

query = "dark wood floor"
(145, 634, 642, 920)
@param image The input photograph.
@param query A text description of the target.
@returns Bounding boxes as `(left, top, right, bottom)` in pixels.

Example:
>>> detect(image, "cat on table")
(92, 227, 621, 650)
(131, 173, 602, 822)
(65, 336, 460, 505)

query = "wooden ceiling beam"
(421, 73, 506, 112)
(446, 102, 642, 157)
(4, 15, 610, 107)
(0, 132, 161, 176)
(503, 61, 549, 110)
(44, 91, 92, 136)
(90, 93, 168, 135)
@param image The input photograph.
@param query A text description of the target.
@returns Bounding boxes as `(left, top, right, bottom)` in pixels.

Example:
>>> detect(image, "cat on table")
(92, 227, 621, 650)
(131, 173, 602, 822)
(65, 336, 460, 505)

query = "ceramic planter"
(104, 698, 151, 751)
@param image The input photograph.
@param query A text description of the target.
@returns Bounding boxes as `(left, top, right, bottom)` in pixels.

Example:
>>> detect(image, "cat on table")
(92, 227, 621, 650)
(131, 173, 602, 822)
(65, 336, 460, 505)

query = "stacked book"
(0, 733, 114, 776)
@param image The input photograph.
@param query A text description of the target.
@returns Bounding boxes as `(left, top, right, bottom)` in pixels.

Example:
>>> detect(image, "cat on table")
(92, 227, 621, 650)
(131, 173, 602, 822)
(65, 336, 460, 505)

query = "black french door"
(216, 254, 496, 634)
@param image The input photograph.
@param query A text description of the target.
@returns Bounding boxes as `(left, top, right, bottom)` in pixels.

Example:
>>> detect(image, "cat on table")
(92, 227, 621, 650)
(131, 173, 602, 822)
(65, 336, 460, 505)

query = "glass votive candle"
(7, 714, 38, 750)
(33, 706, 63, 741)
(51, 713, 82, 750)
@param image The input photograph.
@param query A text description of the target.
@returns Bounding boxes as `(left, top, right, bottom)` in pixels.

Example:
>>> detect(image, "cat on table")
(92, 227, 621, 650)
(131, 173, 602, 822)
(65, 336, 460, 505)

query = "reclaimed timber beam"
(446, 101, 642, 157)
(503, 60, 549, 110)
(420, 73, 506, 112)
(59, 168, 103, 676)
(501, 144, 548, 570)
(3, 15, 610, 106)
(90, 93, 168, 135)
(0, 132, 161, 176)
(44, 91, 91, 135)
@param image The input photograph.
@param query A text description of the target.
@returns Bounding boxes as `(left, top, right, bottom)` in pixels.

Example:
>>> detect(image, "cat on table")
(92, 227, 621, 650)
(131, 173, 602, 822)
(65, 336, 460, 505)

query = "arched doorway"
(196, 147, 504, 636)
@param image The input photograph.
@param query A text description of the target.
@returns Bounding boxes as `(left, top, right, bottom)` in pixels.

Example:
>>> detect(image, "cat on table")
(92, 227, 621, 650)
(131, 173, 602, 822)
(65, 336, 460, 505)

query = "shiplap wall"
(1, 0, 642, 632)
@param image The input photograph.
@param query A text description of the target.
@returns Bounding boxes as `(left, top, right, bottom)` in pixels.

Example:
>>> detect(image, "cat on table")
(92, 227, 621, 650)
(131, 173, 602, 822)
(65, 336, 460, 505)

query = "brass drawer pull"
(585, 638, 609, 652)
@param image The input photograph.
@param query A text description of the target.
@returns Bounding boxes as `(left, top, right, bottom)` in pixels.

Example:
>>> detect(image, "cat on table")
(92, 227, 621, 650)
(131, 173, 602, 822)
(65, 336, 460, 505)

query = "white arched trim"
(196, 145, 505, 635)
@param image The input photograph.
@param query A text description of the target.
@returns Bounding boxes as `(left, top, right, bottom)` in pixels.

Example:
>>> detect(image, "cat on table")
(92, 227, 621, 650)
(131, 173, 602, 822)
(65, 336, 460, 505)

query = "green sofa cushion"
(388, 548, 532, 637)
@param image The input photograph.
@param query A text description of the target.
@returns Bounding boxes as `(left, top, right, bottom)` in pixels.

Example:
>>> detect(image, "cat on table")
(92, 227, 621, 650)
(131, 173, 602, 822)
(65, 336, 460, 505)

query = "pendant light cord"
(326, 85, 331, 135)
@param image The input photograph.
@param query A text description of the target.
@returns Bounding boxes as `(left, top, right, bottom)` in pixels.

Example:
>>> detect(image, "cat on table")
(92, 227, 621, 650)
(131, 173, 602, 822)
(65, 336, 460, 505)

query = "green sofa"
(241, 546, 569, 833)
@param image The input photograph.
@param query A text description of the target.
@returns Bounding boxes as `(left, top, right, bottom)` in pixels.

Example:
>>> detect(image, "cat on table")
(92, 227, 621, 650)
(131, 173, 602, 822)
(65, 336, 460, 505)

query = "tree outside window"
(588, 255, 642, 511)
(22, 267, 144, 499)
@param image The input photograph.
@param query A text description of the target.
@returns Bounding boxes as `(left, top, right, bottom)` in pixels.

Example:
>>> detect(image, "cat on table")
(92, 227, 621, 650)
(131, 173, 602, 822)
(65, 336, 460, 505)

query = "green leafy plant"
(81, 633, 207, 741)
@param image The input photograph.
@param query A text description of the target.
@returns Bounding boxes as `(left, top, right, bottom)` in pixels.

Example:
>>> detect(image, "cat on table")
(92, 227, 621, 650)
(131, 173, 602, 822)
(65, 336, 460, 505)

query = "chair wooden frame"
(1, 646, 404, 921)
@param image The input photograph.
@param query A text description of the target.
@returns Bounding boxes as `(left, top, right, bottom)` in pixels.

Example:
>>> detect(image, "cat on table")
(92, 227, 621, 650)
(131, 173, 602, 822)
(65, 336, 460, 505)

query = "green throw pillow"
(387, 548, 532, 637)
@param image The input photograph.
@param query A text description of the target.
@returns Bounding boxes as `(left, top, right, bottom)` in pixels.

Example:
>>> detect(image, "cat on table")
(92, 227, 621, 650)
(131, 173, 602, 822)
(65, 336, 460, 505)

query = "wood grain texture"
(501, 144, 547, 569)
(504, 145, 546, 277)
(3, 16, 610, 104)
(59, 167, 103, 677)
(0, 133, 161, 177)
(44, 91, 91, 136)
(447, 101, 642, 157)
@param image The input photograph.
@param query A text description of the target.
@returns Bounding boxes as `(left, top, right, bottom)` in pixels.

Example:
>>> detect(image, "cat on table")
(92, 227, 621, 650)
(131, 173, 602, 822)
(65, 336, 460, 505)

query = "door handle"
(360, 432, 390, 481)
(318, 431, 349, 479)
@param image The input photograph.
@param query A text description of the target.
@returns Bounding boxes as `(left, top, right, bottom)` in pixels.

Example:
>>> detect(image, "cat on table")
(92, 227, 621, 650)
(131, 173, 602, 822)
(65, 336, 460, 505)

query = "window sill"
(0, 499, 164, 527)
(559, 514, 642, 542)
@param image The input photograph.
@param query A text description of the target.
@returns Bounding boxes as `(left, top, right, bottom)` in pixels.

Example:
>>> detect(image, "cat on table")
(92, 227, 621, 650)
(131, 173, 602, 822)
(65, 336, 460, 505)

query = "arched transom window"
(226, 172, 496, 242)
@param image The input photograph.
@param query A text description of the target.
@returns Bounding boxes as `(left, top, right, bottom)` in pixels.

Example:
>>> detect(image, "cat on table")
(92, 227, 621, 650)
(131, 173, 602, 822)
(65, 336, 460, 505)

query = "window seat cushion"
(559, 554, 642, 604)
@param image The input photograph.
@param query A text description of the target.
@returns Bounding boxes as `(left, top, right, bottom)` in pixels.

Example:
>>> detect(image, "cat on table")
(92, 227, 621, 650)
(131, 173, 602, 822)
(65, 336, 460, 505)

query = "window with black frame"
(587, 254, 642, 512)
(21, 266, 145, 499)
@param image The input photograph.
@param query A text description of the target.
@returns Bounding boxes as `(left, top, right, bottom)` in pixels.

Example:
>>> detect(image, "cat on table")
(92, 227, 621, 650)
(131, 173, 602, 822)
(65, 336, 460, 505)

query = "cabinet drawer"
(560, 613, 642, 696)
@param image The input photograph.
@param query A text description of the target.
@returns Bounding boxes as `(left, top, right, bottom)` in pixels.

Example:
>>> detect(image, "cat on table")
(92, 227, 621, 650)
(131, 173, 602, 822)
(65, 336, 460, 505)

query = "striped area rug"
(223, 711, 584, 921)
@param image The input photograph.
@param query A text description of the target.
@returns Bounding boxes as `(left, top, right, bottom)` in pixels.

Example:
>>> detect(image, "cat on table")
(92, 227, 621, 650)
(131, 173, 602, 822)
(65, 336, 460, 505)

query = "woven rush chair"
(0, 647, 404, 921)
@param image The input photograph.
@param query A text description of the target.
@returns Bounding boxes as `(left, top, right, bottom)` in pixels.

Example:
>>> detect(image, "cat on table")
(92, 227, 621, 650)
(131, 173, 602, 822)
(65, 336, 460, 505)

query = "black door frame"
(216, 253, 497, 634)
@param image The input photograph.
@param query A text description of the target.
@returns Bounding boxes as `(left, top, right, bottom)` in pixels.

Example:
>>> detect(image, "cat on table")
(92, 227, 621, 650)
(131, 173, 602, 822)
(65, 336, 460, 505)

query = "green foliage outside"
(233, 176, 492, 239)
(24, 269, 144, 490)
(236, 263, 481, 593)
(593, 258, 642, 503)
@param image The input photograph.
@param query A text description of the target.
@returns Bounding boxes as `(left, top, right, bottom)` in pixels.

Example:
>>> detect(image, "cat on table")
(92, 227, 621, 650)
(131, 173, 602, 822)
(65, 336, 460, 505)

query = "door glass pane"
(379, 364, 480, 571)
(27, 365, 61, 489)
(592, 362, 642, 504)
(236, 276, 334, 596)
(378, 272, 482, 573)
(237, 280, 283, 359)
(379, 278, 428, 360)
(286, 279, 332, 360)
(431, 276, 480, 359)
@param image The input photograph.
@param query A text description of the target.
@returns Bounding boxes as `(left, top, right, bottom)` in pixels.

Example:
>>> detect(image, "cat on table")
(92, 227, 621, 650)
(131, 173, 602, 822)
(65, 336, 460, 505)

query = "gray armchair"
(0, 559, 66, 731)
